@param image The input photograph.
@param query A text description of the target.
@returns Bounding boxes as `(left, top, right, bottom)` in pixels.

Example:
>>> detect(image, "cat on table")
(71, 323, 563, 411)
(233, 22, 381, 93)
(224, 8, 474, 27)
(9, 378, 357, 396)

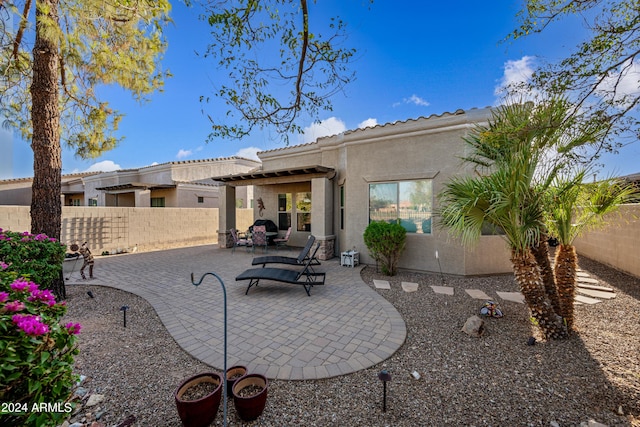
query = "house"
(0, 172, 101, 206)
(212, 108, 513, 276)
(82, 157, 260, 207)
(0, 157, 261, 208)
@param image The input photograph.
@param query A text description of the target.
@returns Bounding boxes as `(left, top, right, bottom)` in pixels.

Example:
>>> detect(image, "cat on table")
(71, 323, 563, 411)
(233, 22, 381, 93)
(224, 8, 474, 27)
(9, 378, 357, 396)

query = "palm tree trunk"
(511, 249, 567, 340)
(554, 244, 578, 331)
(30, 0, 65, 300)
(530, 234, 561, 313)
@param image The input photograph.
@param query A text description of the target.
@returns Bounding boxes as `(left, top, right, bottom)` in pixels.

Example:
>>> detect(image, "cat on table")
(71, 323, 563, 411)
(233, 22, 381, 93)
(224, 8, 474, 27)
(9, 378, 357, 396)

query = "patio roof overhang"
(211, 165, 336, 187)
(96, 182, 176, 193)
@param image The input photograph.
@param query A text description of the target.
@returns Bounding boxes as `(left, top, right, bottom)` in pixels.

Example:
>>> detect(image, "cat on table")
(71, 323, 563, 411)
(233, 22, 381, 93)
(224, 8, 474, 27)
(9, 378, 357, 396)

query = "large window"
(296, 192, 311, 232)
(278, 193, 292, 231)
(369, 180, 433, 234)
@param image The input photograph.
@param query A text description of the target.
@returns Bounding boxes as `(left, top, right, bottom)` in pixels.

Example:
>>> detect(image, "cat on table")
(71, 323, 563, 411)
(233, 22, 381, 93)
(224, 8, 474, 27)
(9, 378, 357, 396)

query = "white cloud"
(597, 58, 640, 107)
(84, 160, 121, 173)
(495, 56, 539, 103)
(358, 118, 378, 129)
(302, 117, 346, 143)
(393, 94, 430, 108)
(407, 94, 430, 106)
(176, 149, 192, 159)
(235, 146, 262, 161)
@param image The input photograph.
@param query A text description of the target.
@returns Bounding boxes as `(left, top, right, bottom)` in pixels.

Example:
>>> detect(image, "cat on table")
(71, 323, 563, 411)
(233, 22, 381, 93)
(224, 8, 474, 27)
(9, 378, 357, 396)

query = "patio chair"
(230, 228, 252, 253)
(236, 245, 325, 296)
(251, 235, 320, 271)
(273, 226, 292, 251)
(251, 225, 268, 253)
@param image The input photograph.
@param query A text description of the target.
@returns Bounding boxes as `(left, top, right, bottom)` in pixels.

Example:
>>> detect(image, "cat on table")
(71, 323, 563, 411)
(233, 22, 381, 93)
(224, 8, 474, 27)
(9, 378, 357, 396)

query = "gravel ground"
(61, 255, 640, 427)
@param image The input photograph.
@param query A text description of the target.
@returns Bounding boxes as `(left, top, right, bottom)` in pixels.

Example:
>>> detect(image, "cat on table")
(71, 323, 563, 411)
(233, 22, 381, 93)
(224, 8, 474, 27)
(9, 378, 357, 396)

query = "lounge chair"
(251, 235, 320, 269)
(236, 245, 325, 296)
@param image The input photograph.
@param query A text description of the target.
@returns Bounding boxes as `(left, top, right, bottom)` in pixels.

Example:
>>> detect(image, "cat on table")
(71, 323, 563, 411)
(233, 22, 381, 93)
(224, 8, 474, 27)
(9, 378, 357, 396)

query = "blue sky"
(1, 0, 638, 179)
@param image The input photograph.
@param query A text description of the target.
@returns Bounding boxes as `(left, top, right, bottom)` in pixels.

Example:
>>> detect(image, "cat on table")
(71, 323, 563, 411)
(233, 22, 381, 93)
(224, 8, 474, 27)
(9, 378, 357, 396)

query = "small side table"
(341, 250, 359, 268)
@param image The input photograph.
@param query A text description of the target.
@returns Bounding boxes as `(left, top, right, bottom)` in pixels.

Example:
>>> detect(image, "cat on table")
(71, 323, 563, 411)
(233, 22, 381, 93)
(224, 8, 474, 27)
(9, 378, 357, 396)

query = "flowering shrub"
(0, 232, 80, 427)
(0, 228, 65, 291)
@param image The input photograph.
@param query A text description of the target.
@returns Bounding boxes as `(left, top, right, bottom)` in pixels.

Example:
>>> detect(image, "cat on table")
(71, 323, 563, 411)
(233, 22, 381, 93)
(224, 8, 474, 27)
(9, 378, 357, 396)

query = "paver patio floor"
(66, 244, 406, 380)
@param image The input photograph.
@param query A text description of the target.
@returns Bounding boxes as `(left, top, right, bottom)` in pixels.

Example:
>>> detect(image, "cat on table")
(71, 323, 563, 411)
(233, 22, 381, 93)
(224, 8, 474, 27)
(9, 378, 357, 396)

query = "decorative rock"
(69, 423, 83, 427)
(86, 394, 105, 407)
(462, 315, 485, 337)
(74, 386, 88, 397)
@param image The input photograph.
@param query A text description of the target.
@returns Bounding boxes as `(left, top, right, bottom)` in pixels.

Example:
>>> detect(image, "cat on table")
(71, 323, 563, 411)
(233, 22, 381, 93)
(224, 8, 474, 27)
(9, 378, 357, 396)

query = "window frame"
(368, 179, 433, 235)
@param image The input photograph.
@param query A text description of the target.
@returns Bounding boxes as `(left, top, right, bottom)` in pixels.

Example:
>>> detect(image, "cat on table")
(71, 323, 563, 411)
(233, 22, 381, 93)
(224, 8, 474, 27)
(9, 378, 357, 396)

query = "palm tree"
(440, 168, 568, 339)
(544, 170, 638, 331)
(440, 98, 609, 339)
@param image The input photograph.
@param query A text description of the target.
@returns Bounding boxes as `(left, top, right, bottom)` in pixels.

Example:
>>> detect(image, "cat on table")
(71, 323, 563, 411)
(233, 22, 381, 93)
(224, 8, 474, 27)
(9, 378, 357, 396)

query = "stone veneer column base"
(218, 230, 233, 248)
(315, 235, 335, 260)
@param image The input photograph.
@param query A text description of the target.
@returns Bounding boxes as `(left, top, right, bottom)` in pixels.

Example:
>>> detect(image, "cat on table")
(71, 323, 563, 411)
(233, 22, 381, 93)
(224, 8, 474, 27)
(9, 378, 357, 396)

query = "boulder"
(462, 315, 485, 337)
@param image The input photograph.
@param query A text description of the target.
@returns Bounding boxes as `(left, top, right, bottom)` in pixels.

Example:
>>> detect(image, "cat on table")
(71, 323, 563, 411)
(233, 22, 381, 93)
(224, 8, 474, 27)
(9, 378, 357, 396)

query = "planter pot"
(232, 373, 268, 421)
(174, 372, 222, 427)
(225, 365, 248, 398)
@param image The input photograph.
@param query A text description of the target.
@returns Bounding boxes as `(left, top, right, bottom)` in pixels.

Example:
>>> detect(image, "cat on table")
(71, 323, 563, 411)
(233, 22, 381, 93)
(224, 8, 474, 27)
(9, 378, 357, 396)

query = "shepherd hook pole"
(191, 272, 228, 427)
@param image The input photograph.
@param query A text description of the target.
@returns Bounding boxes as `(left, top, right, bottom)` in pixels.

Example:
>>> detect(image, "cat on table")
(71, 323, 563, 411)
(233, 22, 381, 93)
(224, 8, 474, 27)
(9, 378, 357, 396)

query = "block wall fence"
(0, 206, 254, 255)
(573, 204, 640, 279)
(0, 205, 637, 278)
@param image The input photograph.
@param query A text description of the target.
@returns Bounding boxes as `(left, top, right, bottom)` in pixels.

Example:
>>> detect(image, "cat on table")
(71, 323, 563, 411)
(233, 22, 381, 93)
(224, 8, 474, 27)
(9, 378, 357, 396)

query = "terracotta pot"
(174, 372, 222, 427)
(225, 365, 248, 397)
(232, 373, 268, 421)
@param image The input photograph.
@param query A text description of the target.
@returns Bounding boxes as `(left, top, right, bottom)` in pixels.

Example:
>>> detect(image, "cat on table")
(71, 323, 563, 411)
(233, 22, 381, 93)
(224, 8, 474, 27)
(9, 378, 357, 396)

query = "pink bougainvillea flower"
(64, 322, 82, 335)
(4, 300, 26, 312)
(28, 289, 57, 306)
(0, 261, 8, 269)
(0, 291, 9, 303)
(12, 314, 49, 336)
(34, 233, 48, 241)
(10, 278, 39, 293)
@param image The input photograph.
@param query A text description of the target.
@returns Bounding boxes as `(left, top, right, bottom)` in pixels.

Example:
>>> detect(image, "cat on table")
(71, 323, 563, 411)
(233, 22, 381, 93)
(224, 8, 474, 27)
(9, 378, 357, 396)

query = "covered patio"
(213, 165, 338, 260)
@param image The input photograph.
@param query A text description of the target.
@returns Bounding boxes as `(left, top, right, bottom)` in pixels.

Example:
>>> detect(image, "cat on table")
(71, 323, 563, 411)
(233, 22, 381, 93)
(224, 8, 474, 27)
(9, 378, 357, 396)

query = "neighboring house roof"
(95, 183, 177, 191)
(0, 171, 101, 184)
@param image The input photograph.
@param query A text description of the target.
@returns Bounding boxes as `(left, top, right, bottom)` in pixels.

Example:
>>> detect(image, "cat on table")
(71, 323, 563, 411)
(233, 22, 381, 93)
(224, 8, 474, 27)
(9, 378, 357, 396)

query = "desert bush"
(363, 220, 407, 276)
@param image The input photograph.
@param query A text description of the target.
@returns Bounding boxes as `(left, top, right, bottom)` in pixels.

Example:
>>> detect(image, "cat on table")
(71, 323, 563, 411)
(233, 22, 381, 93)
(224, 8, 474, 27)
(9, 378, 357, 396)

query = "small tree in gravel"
(363, 221, 407, 276)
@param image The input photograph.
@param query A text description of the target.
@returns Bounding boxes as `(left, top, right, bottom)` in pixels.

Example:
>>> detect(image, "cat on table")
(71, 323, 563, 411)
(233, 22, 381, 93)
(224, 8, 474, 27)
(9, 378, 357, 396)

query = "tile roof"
(257, 107, 485, 155)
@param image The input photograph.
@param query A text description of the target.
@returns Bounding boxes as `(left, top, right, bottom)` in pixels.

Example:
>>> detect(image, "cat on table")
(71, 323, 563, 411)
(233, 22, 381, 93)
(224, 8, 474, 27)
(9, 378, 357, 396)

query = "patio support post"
(134, 189, 151, 207)
(311, 177, 335, 260)
(218, 185, 236, 248)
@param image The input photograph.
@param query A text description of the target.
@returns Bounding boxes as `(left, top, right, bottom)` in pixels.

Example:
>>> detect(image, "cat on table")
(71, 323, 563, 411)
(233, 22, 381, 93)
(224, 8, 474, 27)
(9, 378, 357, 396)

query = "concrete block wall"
(573, 204, 640, 278)
(0, 206, 255, 255)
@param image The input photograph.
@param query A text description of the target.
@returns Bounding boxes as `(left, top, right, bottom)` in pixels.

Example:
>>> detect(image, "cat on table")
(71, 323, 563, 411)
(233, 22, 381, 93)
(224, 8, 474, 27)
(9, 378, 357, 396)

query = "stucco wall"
(573, 204, 640, 278)
(0, 206, 254, 255)
(259, 108, 513, 276)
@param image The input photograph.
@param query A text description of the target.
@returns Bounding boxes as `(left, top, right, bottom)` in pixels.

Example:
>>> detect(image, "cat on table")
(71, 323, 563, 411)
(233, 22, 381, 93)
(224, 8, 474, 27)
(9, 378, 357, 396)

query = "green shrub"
(363, 220, 407, 276)
(0, 229, 65, 290)
(0, 230, 80, 427)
